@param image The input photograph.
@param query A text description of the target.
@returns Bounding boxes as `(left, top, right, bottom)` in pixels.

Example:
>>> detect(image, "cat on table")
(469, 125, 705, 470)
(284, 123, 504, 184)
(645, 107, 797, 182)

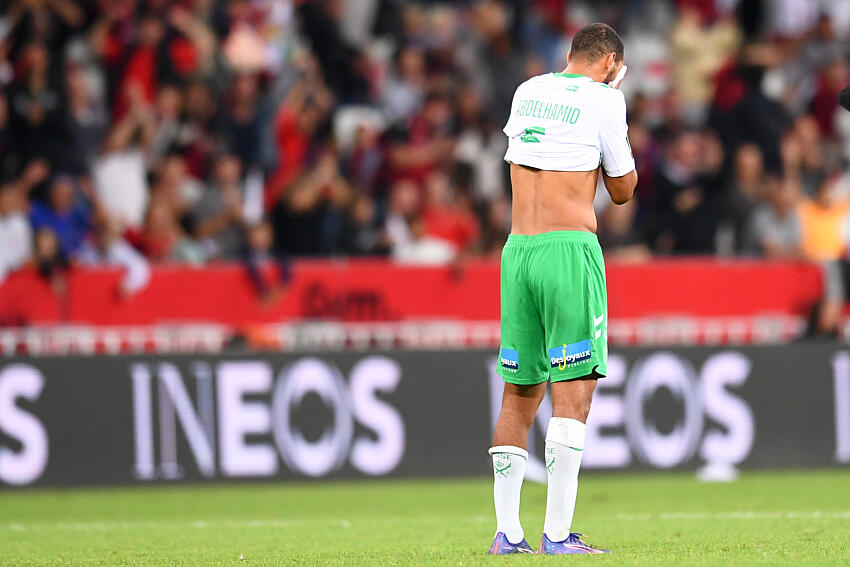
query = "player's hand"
(609, 64, 627, 89)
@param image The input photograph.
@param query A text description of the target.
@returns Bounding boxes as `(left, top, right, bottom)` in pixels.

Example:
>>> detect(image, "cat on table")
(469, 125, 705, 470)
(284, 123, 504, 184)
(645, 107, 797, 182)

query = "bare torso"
(509, 163, 600, 235)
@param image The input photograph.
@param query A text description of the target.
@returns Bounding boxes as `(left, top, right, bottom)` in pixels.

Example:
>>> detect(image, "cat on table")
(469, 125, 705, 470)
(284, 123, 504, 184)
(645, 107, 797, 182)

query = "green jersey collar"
(553, 72, 589, 79)
(553, 72, 611, 87)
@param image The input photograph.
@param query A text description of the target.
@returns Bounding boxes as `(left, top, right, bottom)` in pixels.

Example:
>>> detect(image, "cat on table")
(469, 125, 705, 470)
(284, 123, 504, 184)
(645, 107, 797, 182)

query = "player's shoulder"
(514, 74, 546, 94)
(543, 73, 623, 97)
(514, 73, 625, 106)
(587, 80, 624, 100)
(516, 72, 583, 92)
(590, 82, 626, 109)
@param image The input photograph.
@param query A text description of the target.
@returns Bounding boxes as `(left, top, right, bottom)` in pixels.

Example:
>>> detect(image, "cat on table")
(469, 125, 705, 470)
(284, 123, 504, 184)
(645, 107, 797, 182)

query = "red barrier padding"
(0, 259, 823, 326)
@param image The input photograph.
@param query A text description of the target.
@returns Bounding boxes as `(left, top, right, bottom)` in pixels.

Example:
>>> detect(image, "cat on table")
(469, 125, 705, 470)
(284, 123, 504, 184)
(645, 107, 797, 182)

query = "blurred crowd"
(2, 0, 850, 300)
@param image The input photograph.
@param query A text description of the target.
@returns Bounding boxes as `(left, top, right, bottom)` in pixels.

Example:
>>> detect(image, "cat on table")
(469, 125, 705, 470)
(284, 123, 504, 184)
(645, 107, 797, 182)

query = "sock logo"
(545, 447, 555, 474)
(494, 460, 512, 478)
(500, 348, 519, 372)
(549, 340, 591, 369)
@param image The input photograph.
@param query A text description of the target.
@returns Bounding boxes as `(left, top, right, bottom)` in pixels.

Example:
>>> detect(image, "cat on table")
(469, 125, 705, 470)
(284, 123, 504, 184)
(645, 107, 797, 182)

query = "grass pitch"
(1, 470, 849, 566)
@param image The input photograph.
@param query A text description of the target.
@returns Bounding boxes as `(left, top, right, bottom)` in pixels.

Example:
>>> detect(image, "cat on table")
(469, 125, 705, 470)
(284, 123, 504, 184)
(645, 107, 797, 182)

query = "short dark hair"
(570, 23, 624, 64)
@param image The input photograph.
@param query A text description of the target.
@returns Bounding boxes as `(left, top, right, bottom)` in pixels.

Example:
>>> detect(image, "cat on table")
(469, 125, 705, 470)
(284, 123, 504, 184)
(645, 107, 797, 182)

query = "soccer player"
(487, 23, 637, 555)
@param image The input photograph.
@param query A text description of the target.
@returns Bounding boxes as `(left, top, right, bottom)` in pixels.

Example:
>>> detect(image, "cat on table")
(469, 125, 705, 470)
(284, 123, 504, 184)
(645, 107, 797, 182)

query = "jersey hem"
(497, 367, 549, 385)
(602, 165, 636, 178)
(550, 362, 607, 382)
(505, 158, 601, 173)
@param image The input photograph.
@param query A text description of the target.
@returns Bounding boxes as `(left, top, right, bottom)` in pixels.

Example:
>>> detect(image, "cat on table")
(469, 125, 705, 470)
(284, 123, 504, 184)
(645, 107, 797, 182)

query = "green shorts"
(497, 231, 608, 385)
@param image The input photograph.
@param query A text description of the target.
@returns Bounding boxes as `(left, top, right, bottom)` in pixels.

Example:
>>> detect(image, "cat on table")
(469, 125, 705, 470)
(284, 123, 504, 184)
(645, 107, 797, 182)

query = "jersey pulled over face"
(503, 73, 635, 177)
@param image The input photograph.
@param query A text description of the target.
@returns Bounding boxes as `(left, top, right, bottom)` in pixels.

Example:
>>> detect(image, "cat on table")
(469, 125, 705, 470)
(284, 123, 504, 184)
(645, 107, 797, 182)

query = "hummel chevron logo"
(594, 313, 605, 339)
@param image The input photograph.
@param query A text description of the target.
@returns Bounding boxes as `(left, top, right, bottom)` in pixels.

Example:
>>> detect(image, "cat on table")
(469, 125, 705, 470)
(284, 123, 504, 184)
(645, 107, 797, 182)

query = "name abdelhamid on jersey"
(514, 99, 581, 124)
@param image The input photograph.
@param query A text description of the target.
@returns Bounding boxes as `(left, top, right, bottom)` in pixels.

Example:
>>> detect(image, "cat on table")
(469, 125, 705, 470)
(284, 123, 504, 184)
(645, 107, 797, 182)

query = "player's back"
(503, 73, 633, 235)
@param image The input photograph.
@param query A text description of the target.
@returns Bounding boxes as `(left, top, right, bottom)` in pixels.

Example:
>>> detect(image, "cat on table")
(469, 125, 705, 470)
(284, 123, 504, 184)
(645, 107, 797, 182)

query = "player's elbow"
(610, 190, 633, 205)
(608, 170, 637, 204)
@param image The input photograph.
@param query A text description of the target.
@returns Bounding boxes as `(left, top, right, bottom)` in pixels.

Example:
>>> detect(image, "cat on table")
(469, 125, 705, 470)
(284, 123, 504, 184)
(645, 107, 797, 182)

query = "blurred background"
(0, 0, 849, 489)
(4, 0, 850, 350)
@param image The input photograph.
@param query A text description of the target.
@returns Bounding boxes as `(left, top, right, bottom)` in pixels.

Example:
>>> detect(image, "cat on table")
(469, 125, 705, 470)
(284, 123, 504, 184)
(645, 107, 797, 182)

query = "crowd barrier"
(0, 259, 826, 352)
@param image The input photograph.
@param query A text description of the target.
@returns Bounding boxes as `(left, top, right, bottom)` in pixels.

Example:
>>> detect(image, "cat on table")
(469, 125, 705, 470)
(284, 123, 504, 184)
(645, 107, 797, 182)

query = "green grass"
(1, 471, 850, 566)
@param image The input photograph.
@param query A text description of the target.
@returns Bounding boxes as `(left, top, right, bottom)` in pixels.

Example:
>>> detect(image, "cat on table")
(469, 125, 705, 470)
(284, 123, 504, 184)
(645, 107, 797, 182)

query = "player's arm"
(600, 90, 637, 205)
(602, 170, 637, 205)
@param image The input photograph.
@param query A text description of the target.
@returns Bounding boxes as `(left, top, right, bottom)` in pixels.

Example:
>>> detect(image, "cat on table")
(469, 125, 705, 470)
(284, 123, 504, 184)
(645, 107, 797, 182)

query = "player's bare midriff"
(509, 163, 600, 235)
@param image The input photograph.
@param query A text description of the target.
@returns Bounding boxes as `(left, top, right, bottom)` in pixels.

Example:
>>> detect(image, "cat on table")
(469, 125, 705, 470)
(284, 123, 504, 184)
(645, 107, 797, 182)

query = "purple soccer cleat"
(539, 532, 610, 555)
(487, 532, 535, 555)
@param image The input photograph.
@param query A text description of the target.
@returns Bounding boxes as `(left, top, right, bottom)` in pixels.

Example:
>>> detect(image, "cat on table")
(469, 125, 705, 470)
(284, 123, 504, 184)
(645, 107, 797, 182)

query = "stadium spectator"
(296, 0, 372, 104)
(385, 93, 456, 185)
(149, 153, 204, 233)
(384, 179, 420, 251)
(189, 154, 246, 260)
(338, 194, 388, 256)
(342, 124, 384, 197)
(421, 170, 480, 255)
(811, 57, 849, 139)
(722, 144, 767, 253)
(8, 42, 64, 167)
(221, 73, 266, 171)
(243, 218, 292, 304)
(784, 116, 830, 196)
(798, 177, 849, 337)
(78, 221, 152, 297)
(29, 175, 90, 257)
(383, 46, 427, 122)
(32, 226, 68, 295)
(670, 6, 741, 119)
(479, 194, 511, 259)
(798, 177, 848, 263)
(64, 64, 108, 175)
(0, 184, 32, 282)
(134, 195, 203, 264)
(598, 199, 651, 262)
(745, 177, 802, 258)
(271, 149, 351, 256)
(264, 60, 333, 211)
(454, 86, 507, 203)
(625, 120, 658, 216)
(92, 84, 154, 230)
(651, 131, 720, 253)
(392, 216, 455, 265)
(798, 14, 847, 76)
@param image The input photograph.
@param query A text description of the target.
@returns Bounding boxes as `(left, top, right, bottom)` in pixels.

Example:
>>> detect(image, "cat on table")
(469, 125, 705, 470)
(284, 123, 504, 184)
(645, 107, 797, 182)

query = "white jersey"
(503, 73, 635, 177)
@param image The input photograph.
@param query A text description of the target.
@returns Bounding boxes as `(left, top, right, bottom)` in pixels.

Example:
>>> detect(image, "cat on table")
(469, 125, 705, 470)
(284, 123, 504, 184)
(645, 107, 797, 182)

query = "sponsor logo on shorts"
(549, 340, 591, 369)
(500, 348, 519, 372)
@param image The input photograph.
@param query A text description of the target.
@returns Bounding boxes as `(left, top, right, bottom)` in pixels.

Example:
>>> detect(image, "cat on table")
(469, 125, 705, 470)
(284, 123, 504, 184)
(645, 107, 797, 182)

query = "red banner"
(0, 259, 823, 326)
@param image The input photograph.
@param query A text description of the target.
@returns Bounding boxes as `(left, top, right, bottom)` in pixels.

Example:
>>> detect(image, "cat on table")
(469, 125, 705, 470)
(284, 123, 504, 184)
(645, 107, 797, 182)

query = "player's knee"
(500, 405, 537, 429)
(552, 396, 592, 422)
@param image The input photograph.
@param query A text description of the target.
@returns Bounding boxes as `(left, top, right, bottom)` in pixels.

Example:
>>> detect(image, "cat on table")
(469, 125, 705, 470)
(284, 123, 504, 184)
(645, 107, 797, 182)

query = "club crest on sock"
(494, 457, 512, 478)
